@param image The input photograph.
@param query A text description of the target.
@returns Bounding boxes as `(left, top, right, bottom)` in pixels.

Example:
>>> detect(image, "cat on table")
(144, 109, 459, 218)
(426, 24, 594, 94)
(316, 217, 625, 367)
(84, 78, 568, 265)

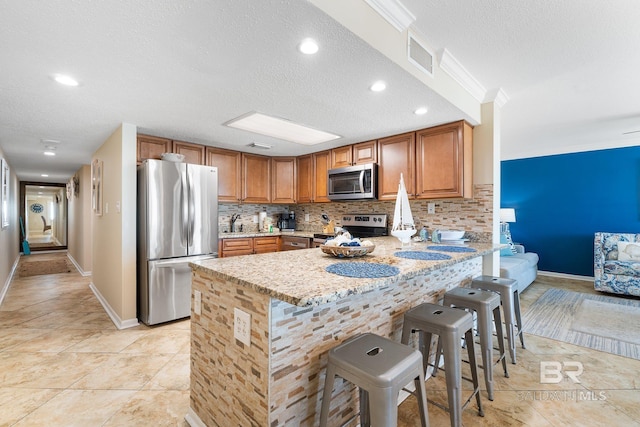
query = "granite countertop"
(219, 231, 315, 239)
(191, 236, 501, 307)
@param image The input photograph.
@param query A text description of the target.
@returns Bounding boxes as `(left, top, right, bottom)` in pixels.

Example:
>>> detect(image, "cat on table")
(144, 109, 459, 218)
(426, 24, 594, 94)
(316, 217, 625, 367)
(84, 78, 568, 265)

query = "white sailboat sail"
(391, 173, 416, 244)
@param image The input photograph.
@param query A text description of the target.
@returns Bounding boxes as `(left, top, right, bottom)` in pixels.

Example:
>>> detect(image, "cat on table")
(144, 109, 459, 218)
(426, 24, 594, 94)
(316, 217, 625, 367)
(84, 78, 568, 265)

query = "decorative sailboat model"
(390, 173, 416, 248)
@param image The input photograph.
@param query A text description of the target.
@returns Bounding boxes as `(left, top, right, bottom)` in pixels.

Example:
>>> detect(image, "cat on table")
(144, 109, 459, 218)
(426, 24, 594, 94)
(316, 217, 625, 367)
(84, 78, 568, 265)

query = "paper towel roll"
(259, 211, 267, 231)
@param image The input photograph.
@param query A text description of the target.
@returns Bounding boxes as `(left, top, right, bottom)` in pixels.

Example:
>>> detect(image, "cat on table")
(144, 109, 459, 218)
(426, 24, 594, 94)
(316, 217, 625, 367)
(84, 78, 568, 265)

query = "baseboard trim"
(67, 253, 91, 277)
(538, 270, 594, 282)
(89, 282, 139, 330)
(0, 255, 20, 307)
(185, 408, 206, 427)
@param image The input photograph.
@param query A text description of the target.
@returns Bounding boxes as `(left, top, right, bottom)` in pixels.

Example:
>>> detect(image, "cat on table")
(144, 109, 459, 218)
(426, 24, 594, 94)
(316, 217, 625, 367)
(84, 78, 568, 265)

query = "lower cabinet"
(219, 236, 281, 257)
(280, 236, 311, 251)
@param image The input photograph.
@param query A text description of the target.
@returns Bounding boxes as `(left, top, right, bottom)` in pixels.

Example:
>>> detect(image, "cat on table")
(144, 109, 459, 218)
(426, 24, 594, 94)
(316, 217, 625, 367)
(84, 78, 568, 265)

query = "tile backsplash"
(218, 184, 493, 242)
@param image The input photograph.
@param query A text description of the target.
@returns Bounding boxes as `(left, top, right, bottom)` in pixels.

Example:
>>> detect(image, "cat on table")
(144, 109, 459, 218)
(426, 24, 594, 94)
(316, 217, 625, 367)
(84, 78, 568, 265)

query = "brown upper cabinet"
(377, 132, 415, 201)
(173, 140, 205, 165)
(271, 157, 297, 204)
(377, 121, 473, 200)
(415, 120, 473, 199)
(206, 147, 242, 202)
(297, 150, 330, 203)
(330, 140, 377, 168)
(137, 134, 172, 164)
(242, 153, 271, 204)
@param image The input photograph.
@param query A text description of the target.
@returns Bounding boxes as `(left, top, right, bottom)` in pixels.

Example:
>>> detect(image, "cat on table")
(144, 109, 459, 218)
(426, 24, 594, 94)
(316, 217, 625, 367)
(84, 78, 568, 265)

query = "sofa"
(594, 232, 640, 296)
(500, 244, 539, 294)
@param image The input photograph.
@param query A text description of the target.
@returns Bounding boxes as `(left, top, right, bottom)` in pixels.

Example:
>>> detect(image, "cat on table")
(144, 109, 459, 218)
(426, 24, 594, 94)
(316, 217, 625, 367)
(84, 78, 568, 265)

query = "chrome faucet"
(230, 214, 240, 232)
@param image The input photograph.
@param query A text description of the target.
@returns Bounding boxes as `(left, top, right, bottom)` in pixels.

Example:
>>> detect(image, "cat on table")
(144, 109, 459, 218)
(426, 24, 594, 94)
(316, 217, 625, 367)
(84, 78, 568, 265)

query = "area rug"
(522, 288, 640, 360)
(17, 258, 74, 277)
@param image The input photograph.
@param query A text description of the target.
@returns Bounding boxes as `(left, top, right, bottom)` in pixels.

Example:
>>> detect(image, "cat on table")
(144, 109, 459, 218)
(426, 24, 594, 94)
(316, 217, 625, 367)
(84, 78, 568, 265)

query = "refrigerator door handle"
(180, 172, 189, 247)
(187, 169, 196, 246)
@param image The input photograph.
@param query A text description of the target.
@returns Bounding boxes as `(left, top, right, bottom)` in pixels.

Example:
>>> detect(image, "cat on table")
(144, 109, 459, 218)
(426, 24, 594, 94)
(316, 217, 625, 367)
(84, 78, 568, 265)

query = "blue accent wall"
(501, 146, 640, 277)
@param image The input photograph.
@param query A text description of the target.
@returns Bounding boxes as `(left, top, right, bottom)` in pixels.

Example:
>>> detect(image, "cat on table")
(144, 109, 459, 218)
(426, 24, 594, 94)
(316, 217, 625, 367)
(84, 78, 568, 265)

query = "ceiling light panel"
(225, 112, 341, 145)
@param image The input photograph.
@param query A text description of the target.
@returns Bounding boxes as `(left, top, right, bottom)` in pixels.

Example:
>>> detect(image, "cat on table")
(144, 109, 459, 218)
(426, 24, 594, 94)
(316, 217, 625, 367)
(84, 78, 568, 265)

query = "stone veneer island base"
(186, 237, 499, 426)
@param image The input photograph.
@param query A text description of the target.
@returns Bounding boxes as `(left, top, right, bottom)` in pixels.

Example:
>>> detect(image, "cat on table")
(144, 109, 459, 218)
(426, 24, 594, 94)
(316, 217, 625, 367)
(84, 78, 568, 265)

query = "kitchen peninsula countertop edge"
(190, 237, 501, 307)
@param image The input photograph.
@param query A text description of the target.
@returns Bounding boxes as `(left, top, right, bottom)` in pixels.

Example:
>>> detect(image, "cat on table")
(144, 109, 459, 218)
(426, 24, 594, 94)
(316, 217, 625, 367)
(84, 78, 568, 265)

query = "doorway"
(19, 182, 67, 251)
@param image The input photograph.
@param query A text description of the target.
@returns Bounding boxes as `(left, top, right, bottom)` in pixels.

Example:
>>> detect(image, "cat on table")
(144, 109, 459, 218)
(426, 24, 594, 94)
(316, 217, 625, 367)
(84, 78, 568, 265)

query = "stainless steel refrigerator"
(137, 159, 218, 325)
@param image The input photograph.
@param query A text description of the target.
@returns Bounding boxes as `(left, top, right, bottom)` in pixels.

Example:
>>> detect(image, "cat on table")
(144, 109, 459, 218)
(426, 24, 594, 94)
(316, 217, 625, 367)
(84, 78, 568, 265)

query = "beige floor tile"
(6, 329, 96, 353)
(63, 329, 148, 353)
(102, 390, 190, 427)
(143, 353, 190, 391)
(0, 388, 61, 426)
(12, 389, 136, 427)
(0, 327, 49, 350)
(121, 329, 190, 354)
(70, 353, 173, 390)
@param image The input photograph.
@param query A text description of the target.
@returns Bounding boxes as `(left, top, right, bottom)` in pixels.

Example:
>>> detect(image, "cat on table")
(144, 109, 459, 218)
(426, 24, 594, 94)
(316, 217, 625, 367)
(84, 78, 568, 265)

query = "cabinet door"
(330, 146, 352, 169)
(173, 140, 205, 165)
(137, 134, 172, 164)
(206, 147, 242, 202)
(415, 121, 473, 199)
(242, 153, 271, 203)
(219, 238, 253, 257)
(272, 157, 296, 204)
(296, 155, 313, 203)
(254, 236, 280, 254)
(353, 140, 377, 165)
(313, 150, 331, 203)
(377, 132, 415, 200)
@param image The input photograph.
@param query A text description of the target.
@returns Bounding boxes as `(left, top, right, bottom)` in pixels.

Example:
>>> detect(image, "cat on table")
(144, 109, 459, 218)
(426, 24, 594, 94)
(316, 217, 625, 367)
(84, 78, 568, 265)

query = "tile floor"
(1, 252, 639, 426)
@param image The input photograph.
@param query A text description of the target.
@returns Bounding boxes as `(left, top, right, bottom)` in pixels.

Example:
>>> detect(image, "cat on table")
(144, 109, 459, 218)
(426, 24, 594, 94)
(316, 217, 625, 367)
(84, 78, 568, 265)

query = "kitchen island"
(187, 237, 500, 426)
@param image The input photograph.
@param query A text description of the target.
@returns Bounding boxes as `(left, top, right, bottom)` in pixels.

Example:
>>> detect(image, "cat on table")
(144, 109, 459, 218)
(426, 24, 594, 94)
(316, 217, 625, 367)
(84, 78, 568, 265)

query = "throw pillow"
(617, 241, 640, 262)
(500, 233, 514, 256)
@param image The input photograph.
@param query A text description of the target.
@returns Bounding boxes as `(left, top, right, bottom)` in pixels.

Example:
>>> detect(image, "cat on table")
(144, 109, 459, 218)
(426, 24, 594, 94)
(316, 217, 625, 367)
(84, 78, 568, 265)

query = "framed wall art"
(91, 158, 103, 216)
(1, 158, 9, 228)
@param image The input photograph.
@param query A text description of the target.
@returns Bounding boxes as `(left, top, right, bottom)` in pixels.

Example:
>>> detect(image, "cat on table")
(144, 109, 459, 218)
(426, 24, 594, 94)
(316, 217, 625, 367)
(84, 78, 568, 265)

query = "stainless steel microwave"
(327, 163, 377, 201)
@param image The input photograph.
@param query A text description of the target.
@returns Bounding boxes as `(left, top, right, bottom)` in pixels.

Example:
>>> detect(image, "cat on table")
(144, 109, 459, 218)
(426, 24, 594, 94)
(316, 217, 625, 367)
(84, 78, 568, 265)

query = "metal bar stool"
(319, 332, 429, 427)
(401, 303, 483, 427)
(439, 287, 509, 401)
(470, 276, 526, 364)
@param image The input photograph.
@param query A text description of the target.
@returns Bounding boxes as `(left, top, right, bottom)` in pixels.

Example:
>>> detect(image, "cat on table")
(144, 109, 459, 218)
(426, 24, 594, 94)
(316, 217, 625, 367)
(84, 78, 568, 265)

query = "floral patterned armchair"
(594, 232, 640, 296)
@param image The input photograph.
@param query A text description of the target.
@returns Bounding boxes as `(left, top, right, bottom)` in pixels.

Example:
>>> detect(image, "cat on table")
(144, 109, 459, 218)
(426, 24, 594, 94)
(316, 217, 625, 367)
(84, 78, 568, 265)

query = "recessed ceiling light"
(414, 107, 428, 115)
(225, 112, 341, 145)
(370, 81, 386, 92)
(52, 74, 79, 87)
(41, 174, 49, 177)
(298, 38, 319, 55)
(44, 151, 56, 156)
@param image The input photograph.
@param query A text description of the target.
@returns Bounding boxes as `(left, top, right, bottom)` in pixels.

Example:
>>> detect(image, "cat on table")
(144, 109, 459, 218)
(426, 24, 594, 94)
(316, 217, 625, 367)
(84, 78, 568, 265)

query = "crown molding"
(486, 87, 510, 108)
(365, 0, 415, 32)
(439, 48, 486, 102)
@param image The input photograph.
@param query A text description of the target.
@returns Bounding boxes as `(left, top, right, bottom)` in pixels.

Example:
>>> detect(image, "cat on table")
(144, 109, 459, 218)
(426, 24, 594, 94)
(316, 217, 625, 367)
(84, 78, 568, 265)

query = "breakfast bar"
(187, 237, 500, 426)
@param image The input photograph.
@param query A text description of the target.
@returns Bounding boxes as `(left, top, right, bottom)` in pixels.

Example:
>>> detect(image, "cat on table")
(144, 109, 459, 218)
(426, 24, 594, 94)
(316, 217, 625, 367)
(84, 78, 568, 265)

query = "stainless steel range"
(313, 213, 388, 246)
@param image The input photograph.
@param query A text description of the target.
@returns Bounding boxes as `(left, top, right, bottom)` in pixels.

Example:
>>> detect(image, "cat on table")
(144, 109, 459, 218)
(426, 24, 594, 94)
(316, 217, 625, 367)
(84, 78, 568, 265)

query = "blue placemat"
(325, 262, 400, 278)
(427, 245, 477, 253)
(394, 251, 452, 260)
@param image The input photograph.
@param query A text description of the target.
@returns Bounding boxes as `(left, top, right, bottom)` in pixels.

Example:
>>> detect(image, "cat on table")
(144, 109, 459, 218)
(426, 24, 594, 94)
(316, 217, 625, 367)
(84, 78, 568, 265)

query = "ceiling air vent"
(407, 32, 434, 77)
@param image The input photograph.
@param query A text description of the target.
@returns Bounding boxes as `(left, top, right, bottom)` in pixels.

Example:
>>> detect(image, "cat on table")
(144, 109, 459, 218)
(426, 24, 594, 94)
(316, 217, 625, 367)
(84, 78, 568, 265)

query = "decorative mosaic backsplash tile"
(218, 184, 494, 241)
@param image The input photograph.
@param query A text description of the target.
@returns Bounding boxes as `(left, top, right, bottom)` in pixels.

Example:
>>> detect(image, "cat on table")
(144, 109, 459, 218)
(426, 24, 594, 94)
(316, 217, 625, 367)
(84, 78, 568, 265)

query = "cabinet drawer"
(254, 236, 280, 254)
(280, 236, 310, 251)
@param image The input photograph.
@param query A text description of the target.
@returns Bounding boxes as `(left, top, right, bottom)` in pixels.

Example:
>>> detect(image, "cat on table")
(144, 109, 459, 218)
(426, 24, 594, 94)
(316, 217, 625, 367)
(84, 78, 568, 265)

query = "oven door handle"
(358, 170, 365, 193)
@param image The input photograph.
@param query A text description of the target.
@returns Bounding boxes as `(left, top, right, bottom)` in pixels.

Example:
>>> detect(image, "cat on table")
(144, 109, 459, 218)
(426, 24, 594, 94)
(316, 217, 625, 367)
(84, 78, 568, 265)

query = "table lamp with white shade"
(499, 208, 516, 237)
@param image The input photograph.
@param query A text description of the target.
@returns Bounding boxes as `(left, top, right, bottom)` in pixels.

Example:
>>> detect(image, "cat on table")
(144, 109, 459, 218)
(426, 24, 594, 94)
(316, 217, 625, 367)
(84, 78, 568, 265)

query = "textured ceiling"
(1, 0, 639, 183)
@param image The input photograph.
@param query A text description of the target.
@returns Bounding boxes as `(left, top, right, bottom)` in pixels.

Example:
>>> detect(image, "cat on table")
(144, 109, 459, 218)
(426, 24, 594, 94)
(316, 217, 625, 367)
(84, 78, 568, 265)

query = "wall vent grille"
(408, 32, 434, 77)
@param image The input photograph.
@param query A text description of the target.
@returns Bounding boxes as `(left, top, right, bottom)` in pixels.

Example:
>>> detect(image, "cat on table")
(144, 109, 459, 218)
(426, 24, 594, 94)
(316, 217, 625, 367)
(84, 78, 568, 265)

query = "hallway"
(0, 252, 190, 426)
